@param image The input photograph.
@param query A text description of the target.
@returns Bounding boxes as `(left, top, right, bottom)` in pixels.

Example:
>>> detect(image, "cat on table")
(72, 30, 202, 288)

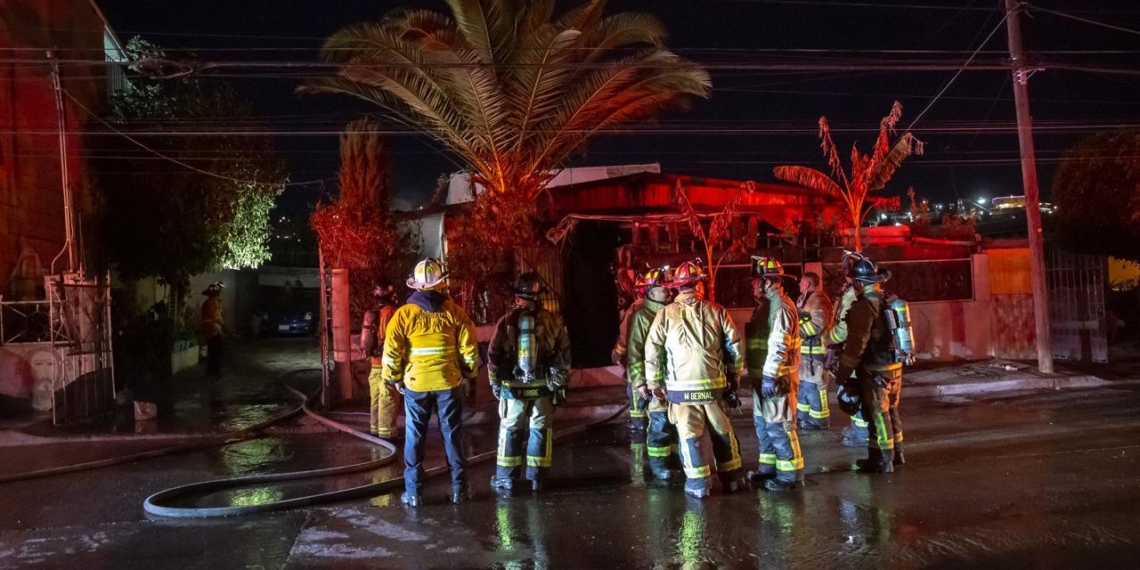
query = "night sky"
(95, 0, 1140, 218)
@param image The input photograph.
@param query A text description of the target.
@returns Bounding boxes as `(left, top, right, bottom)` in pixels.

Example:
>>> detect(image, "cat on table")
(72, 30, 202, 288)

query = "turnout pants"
(206, 333, 224, 375)
(404, 386, 467, 496)
(497, 396, 555, 482)
(796, 356, 830, 429)
(858, 368, 903, 468)
(368, 366, 401, 437)
(753, 378, 805, 484)
(645, 397, 678, 474)
(627, 382, 649, 430)
(670, 401, 742, 493)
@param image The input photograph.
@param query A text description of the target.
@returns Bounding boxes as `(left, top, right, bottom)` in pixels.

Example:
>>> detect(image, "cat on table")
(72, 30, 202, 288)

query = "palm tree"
(307, 0, 710, 243)
(773, 101, 923, 251)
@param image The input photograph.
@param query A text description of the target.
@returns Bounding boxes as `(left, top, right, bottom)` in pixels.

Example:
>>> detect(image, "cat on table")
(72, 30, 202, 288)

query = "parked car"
(260, 289, 318, 336)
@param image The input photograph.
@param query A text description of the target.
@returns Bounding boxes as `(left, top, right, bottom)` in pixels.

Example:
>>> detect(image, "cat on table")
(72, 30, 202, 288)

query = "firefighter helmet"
(637, 266, 673, 291)
(842, 251, 892, 284)
(372, 281, 397, 303)
(202, 281, 224, 296)
(407, 258, 448, 290)
(670, 261, 706, 289)
(751, 256, 787, 279)
(514, 272, 545, 300)
(836, 379, 861, 416)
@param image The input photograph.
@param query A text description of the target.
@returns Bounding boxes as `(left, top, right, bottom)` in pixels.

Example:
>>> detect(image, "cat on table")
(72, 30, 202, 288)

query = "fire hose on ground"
(0, 367, 629, 518)
(143, 383, 629, 518)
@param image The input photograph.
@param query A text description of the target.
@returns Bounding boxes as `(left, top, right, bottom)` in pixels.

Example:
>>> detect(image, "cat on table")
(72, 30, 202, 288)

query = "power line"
(60, 89, 324, 188)
(1028, 4, 1140, 38)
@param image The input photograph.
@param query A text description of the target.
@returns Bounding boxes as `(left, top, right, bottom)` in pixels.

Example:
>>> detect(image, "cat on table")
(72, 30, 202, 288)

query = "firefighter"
(744, 257, 805, 491)
(645, 261, 745, 499)
(825, 278, 868, 447)
(382, 258, 479, 506)
(612, 273, 649, 434)
(361, 282, 399, 438)
(833, 252, 907, 473)
(795, 273, 834, 431)
(625, 266, 678, 480)
(200, 282, 225, 376)
(488, 272, 572, 492)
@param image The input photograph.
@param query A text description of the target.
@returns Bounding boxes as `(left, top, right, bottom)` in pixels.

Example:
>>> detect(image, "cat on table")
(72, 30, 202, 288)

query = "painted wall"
(0, 0, 111, 298)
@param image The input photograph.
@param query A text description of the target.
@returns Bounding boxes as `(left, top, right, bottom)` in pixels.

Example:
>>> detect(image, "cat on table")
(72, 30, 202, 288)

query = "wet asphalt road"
(2, 385, 1140, 569)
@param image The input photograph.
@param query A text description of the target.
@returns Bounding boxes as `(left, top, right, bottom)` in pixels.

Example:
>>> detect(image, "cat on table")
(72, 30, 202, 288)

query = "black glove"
(723, 375, 741, 409)
(761, 375, 778, 399)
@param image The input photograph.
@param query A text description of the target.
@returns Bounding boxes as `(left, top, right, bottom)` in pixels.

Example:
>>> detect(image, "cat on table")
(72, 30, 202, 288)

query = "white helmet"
(406, 258, 448, 290)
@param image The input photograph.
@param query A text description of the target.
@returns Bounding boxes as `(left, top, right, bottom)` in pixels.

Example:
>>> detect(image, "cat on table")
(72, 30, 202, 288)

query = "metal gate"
(1046, 247, 1108, 363)
(48, 273, 117, 425)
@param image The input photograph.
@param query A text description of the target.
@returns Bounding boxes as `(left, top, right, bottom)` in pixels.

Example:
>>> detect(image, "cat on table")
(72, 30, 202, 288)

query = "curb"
(904, 374, 1115, 398)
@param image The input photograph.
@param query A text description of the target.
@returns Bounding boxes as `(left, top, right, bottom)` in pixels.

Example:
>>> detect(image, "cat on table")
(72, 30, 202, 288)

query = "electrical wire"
(61, 88, 325, 189)
(1028, 4, 1140, 38)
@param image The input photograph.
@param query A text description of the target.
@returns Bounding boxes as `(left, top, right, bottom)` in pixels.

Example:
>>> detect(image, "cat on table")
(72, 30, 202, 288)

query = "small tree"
(678, 181, 752, 303)
(311, 118, 420, 315)
(774, 101, 923, 251)
(1052, 129, 1140, 263)
(96, 38, 285, 313)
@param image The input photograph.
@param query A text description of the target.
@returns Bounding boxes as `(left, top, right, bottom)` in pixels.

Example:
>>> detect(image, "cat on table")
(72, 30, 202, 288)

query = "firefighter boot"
(893, 444, 906, 467)
(401, 492, 423, 508)
(719, 470, 749, 494)
(763, 478, 799, 492)
(855, 449, 894, 474)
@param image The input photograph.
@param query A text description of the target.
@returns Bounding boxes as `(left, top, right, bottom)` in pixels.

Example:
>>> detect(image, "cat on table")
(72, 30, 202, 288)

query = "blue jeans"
(404, 386, 467, 496)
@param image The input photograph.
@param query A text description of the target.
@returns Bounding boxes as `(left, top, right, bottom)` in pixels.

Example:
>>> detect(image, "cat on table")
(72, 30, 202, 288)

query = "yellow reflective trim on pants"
(853, 417, 869, 428)
(809, 409, 829, 419)
(796, 403, 810, 412)
(629, 409, 647, 418)
(684, 465, 711, 479)
(717, 457, 742, 472)
(526, 456, 551, 468)
(527, 427, 553, 468)
(648, 445, 672, 457)
(759, 453, 777, 465)
(872, 413, 894, 450)
(776, 458, 804, 471)
(895, 431, 904, 443)
(498, 456, 523, 467)
(819, 389, 830, 414)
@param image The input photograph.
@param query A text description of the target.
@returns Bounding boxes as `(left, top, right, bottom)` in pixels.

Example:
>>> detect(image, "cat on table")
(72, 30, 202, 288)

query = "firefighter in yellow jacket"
(626, 266, 677, 480)
(833, 252, 906, 473)
(645, 261, 745, 499)
(361, 282, 399, 438)
(795, 272, 834, 431)
(489, 272, 572, 492)
(745, 257, 804, 491)
(382, 258, 479, 507)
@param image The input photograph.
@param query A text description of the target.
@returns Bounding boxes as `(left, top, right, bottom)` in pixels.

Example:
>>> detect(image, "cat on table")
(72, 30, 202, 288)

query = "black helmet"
(836, 380, 861, 416)
(842, 251, 891, 284)
(514, 272, 545, 300)
(373, 281, 396, 302)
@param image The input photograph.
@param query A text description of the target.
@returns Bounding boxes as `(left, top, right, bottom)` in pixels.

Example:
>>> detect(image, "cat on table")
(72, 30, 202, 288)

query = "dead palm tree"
(773, 101, 923, 251)
(307, 0, 710, 240)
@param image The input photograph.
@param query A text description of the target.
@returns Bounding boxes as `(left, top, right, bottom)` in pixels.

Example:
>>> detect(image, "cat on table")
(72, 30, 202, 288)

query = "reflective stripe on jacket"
(488, 306, 572, 398)
(381, 299, 479, 392)
(837, 286, 903, 378)
(644, 291, 743, 404)
(369, 304, 396, 367)
(797, 290, 832, 357)
(746, 289, 802, 379)
(627, 298, 667, 388)
(826, 287, 858, 347)
(611, 298, 645, 368)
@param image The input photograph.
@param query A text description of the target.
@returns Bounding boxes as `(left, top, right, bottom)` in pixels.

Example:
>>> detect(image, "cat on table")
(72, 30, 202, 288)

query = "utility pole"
(1004, 0, 1054, 374)
(48, 51, 79, 275)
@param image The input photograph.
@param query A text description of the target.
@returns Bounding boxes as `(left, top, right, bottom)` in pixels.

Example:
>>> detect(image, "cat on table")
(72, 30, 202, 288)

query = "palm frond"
(519, 0, 556, 38)
(867, 132, 923, 191)
(506, 26, 583, 154)
(817, 116, 846, 185)
(871, 100, 904, 163)
(558, 0, 606, 32)
(577, 13, 666, 63)
(773, 166, 845, 197)
(444, 0, 518, 64)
